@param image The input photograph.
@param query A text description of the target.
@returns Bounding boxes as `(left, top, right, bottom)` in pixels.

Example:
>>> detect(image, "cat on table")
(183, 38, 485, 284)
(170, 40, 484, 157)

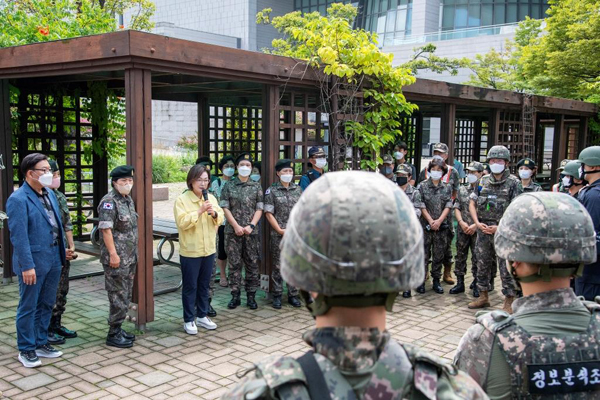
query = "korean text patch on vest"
(528, 361, 600, 394)
(103, 202, 114, 210)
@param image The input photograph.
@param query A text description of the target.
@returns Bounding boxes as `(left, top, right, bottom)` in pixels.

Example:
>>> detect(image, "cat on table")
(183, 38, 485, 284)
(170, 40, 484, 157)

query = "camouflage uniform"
(208, 177, 229, 298)
(264, 181, 301, 297)
(51, 189, 73, 321)
(517, 180, 542, 195)
(220, 177, 263, 294)
(414, 179, 453, 280)
(454, 184, 477, 279)
(470, 170, 519, 296)
(98, 188, 138, 329)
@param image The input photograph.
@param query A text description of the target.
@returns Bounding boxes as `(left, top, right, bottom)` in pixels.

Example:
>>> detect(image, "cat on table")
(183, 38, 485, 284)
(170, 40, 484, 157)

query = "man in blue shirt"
(575, 146, 600, 300)
(299, 146, 327, 191)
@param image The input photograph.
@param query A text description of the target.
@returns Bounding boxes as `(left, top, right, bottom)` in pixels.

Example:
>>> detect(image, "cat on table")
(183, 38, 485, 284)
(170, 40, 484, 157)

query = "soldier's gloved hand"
(109, 252, 121, 269)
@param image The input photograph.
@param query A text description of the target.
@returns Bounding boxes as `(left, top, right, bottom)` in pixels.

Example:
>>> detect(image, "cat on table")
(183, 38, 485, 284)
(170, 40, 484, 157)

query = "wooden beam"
(414, 113, 424, 173)
(551, 114, 566, 185)
(0, 80, 13, 284)
(125, 68, 154, 329)
(440, 104, 456, 165)
(578, 116, 589, 153)
(197, 96, 209, 162)
(533, 96, 597, 116)
(488, 109, 500, 149)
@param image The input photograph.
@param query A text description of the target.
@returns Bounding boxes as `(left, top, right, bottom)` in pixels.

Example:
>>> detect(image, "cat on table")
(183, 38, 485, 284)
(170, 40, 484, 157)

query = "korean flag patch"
(102, 202, 114, 210)
(265, 188, 271, 195)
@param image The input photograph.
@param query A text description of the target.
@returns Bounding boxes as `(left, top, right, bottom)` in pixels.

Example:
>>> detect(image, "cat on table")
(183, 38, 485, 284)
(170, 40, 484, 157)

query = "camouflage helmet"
(578, 146, 600, 167)
(556, 159, 570, 171)
(495, 192, 596, 268)
(395, 163, 412, 175)
(280, 171, 424, 304)
(466, 161, 484, 172)
(562, 160, 582, 178)
(382, 154, 394, 164)
(486, 145, 510, 162)
(433, 143, 449, 154)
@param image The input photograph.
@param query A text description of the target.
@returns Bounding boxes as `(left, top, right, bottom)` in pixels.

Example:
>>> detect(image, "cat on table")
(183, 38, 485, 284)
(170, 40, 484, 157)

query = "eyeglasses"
(34, 168, 51, 174)
(195, 179, 210, 183)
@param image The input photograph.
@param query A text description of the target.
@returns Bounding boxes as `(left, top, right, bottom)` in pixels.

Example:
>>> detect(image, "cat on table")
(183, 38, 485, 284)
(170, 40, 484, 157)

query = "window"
(295, 0, 353, 14)
(363, 0, 413, 46)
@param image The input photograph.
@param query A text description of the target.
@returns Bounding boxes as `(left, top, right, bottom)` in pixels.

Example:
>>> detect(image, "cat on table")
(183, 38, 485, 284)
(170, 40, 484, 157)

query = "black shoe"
(106, 331, 133, 348)
(272, 295, 282, 309)
(449, 276, 465, 294)
(473, 285, 480, 298)
(489, 277, 495, 291)
(288, 296, 302, 308)
(54, 325, 77, 339)
(207, 300, 217, 318)
(432, 279, 444, 294)
(120, 328, 135, 342)
(228, 292, 241, 309)
(416, 284, 426, 294)
(469, 280, 475, 290)
(247, 293, 258, 310)
(47, 331, 66, 345)
(402, 290, 411, 298)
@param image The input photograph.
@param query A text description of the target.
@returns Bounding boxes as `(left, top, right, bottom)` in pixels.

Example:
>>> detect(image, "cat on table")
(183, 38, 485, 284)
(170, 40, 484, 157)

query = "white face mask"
(238, 166, 252, 177)
(38, 172, 54, 187)
(467, 173, 478, 184)
(490, 163, 505, 174)
(430, 170, 443, 181)
(394, 151, 404, 160)
(223, 167, 235, 177)
(116, 183, 133, 196)
(250, 174, 261, 182)
(562, 176, 572, 188)
(280, 174, 293, 183)
(315, 158, 327, 169)
(518, 169, 532, 180)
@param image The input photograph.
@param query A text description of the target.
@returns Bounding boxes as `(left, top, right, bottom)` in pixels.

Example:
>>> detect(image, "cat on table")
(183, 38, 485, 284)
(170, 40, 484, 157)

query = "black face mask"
(397, 176, 408, 186)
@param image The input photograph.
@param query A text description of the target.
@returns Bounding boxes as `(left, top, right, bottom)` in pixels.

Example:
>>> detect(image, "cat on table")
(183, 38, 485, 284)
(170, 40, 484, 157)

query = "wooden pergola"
(0, 30, 596, 328)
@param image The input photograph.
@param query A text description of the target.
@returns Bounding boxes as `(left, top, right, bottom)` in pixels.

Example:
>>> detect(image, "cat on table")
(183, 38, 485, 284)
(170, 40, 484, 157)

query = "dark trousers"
(51, 260, 71, 321)
(181, 253, 216, 322)
(16, 264, 61, 351)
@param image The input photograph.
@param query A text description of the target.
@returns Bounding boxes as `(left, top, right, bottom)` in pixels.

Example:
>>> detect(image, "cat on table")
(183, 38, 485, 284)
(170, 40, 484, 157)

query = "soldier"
(516, 158, 542, 195)
(418, 143, 460, 285)
(98, 165, 138, 348)
(552, 159, 570, 193)
(398, 164, 421, 299)
(299, 146, 326, 191)
(575, 146, 600, 301)
(220, 152, 263, 310)
(450, 161, 484, 296)
(562, 160, 585, 199)
(264, 159, 302, 309)
(250, 161, 261, 183)
(222, 171, 488, 400)
(196, 156, 218, 184)
(413, 158, 453, 295)
(455, 192, 600, 399)
(380, 154, 395, 181)
(47, 160, 78, 345)
(468, 146, 519, 312)
(393, 141, 417, 186)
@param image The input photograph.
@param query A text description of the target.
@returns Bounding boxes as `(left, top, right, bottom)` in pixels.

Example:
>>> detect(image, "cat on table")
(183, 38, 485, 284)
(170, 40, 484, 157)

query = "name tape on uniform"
(528, 361, 600, 394)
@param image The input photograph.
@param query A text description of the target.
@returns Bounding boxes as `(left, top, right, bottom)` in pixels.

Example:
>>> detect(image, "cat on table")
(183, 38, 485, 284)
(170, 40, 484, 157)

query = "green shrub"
(152, 154, 189, 184)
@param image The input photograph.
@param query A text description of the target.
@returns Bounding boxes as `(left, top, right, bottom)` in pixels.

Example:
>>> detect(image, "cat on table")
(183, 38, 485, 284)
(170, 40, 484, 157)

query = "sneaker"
(196, 316, 217, 330)
(184, 321, 198, 335)
(18, 350, 41, 368)
(35, 344, 63, 358)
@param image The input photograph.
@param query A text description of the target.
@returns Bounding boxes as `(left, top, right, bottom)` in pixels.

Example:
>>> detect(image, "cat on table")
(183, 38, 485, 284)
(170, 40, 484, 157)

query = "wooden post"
(0, 80, 13, 284)
(551, 114, 566, 185)
(578, 116, 589, 153)
(414, 112, 424, 173)
(473, 117, 482, 163)
(125, 69, 154, 329)
(488, 109, 500, 150)
(440, 104, 456, 164)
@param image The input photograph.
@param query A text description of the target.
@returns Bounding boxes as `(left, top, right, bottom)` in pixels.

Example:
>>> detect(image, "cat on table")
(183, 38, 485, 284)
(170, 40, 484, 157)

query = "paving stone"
(11, 373, 56, 391)
(134, 371, 175, 387)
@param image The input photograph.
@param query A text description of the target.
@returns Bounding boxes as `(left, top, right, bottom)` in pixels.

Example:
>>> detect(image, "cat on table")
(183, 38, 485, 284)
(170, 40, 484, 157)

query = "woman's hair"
(186, 164, 211, 190)
(427, 158, 448, 175)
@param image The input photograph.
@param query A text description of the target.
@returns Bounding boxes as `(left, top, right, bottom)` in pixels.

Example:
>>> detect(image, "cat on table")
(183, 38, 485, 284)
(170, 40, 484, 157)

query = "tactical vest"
(480, 302, 600, 399)
(476, 173, 516, 224)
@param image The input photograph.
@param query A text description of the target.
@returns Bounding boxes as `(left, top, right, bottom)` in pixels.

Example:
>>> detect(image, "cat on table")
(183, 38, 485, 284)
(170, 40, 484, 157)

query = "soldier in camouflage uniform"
(450, 161, 484, 296)
(413, 158, 453, 295)
(552, 159, 570, 193)
(397, 164, 421, 298)
(220, 152, 263, 310)
(455, 192, 600, 399)
(98, 165, 138, 348)
(516, 158, 542, 195)
(562, 160, 585, 199)
(47, 160, 78, 345)
(222, 171, 488, 400)
(264, 159, 302, 309)
(380, 154, 395, 182)
(468, 146, 519, 312)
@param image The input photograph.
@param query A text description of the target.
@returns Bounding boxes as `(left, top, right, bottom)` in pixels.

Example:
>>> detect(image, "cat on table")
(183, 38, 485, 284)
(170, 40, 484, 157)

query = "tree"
(257, 3, 417, 170)
(404, 43, 471, 77)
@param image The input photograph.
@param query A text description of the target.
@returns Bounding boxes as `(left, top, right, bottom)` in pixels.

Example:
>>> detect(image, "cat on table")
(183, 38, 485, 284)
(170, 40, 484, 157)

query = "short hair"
(218, 155, 235, 171)
(186, 164, 211, 190)
(21, 153, 48, 176)
(427, 158, 448, 175)
(395, 141, 408, 151)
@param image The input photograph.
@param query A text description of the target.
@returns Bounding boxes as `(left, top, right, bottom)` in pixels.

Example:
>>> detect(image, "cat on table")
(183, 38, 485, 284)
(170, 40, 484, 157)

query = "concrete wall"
(152, 101, 198, 149)
(411, 0, 441, 36)
(152, 22, 240, 48)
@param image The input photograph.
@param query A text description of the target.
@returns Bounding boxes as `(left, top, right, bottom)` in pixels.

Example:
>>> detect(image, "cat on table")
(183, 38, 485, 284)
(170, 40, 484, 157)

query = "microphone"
(202, 189, 208, 201)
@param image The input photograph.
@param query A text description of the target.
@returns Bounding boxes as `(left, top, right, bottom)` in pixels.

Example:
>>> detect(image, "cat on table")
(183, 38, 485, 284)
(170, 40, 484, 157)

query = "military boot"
(449, 275, 465, 294)
(416, 283, 426, 294)
(468, 291, 490, 309)
(247, 293, 258, 310)
(207, 298, 217, 317)
(432, 278, 444, 294)
(106, 326, 133, 348)
(51, 316, 77, 339)
(472, 278, 480, 298)
(402, 290, 411, 298)
(47, 331, 66, 345)
(489, 276, 495, 291)
(288, 296, 302, 308)
(227, 292, 241, 309)
(272, 295, 282, 309)
(502, 296, 515, 314)
(443, 264, 455, 285)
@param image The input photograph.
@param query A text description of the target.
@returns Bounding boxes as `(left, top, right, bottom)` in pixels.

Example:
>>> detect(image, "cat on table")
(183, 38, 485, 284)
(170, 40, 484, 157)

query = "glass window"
(507, 4, 518, 22)
(468, 4, 481, 26)
(455, 6, 468, 28)
(493, 4, 505, 24)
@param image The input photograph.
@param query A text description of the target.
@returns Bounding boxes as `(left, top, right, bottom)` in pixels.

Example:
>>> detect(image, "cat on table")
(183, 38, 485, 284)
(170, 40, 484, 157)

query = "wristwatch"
(249, 224, 256, 230)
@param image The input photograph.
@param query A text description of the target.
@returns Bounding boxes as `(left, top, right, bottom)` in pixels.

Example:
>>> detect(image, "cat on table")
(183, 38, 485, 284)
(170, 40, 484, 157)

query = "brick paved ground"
(0, 182, 509, 399)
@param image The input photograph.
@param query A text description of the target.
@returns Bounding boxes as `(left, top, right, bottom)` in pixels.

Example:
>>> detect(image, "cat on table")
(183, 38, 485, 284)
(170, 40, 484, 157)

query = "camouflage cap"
(562, 160, 582, 178)
(433, 143, 449, 154)
(466, 161, 484, 172)
(578, 146, 600, 167)
(382, 154, 394, 164)
(486, 145, 510, 162)
(495, 192, 597, 265)
(280, 171, 425, 296)
(395, 164, 412, 175)
(556, 158, 571, 170)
